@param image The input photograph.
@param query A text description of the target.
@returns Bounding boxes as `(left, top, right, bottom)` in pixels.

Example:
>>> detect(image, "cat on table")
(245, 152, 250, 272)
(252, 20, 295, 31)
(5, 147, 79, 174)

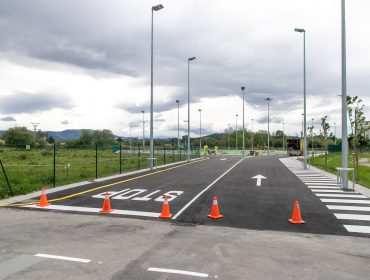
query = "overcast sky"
(0, 0, 369, 139)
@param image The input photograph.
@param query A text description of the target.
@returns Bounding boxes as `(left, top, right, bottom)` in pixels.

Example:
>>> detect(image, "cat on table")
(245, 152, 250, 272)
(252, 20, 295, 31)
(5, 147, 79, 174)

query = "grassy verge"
(309, 152, 370, 189)
(0, 145, 196, 198)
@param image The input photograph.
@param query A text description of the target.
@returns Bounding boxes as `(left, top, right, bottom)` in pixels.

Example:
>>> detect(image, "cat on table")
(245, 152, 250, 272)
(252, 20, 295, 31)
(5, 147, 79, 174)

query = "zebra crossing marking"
(326, 205, 370, 212)
(334, 214, 370, 221)
(280, 157, 370, 236)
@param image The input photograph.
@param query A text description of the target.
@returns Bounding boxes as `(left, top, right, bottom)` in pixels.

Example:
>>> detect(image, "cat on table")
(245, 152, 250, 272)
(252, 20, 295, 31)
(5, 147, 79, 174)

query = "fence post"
(0, 159, 14, 196)
(119, 144, 122, 174)
(95, 144, 98, 179)
(53, 143, 56, 187)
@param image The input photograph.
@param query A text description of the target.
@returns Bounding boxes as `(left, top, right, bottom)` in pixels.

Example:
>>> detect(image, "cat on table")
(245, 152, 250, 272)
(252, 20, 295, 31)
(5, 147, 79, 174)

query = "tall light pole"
(198, 109, 202, 155)
(176, 100, 180, 151)
(341, 0, 349, 189)
(183, 120, 188, 151)
(301, 113, 304, 139)
(141, 110, 145, 152)
(227, 123, 230, 151)
(187, 56, 196, 161)
(235, 114, 238, 150)
(295, 27, 308, 169)
(251, 118, 254, 150)
(150, 4, 164, 170)
(265, 98, 272, 155)
(241, 86, 246, 156)
(282, 122, 285, 151)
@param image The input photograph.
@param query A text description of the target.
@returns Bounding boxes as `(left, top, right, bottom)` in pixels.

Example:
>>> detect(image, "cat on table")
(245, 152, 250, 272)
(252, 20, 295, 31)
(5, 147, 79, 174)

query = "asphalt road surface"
(7, 155, 368, 237)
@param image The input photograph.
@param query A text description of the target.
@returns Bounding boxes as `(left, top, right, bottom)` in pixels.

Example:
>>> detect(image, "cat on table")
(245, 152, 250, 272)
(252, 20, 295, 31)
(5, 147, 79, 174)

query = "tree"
(320, 116, 330, 170)
(347, 95, 369, 180)
(92, 129, 115, 146)
(3, 127, 35, 145)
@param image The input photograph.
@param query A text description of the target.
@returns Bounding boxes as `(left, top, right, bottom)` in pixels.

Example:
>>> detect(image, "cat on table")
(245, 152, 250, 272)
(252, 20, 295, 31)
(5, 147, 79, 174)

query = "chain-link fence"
(0, 144, 200, 198)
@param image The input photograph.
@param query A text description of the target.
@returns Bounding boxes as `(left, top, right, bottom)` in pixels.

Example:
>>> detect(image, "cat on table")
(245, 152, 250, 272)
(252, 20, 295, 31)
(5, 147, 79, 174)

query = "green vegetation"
(0, 145, 199, 198)
(309, 152, 370, 189)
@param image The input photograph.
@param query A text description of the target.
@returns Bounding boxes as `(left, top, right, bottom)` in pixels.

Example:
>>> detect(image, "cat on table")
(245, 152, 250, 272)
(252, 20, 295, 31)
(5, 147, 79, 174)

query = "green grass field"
(0, 145, 197, 198)
(309, 152, 370, 189)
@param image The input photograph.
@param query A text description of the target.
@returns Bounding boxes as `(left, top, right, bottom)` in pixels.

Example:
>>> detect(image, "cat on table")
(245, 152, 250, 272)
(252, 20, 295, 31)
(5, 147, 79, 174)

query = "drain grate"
(171, 218, 200, 227)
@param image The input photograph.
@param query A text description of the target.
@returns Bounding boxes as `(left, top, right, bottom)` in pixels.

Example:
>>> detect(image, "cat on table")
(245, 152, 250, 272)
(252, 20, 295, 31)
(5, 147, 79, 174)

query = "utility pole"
(31, 122, 40, 142)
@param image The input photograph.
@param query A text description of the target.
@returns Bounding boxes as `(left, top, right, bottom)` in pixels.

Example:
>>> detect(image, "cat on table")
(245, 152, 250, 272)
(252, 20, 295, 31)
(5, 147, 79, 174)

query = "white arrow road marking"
(252, 175, 267, 186)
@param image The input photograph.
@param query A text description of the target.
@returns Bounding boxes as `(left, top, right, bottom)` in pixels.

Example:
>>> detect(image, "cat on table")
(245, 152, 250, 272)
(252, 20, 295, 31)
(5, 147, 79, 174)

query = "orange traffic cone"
(100, 192, 113, 213)
(208, 196, 224, 219)
(36, 186, 50, 207)
(159, 196, 172, 218)
(288, 200, 305, 224)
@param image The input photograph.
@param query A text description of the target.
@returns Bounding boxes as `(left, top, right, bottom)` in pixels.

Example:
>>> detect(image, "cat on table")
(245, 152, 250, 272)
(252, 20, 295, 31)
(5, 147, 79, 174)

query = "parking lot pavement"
(3, 155, 368, 237)
(0, 208, 370, 280)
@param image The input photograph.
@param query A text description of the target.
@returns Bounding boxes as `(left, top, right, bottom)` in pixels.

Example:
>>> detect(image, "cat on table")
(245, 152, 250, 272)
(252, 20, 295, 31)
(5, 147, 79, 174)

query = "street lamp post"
(283, 122, 285, 151)
(235, 114, 238, 151)
(341, 0, 349, 189)
(301, 113, 304, 139)
(251, 118, 254, 150)
(183, 120, 188, 151)
(141, 110, 145, 153)
(265, 98, 272, 155)
(241, 86, 246, 156)
(295, 27, 308, 169)
(198, 109, 202, 155)
(176, 100, 180, 151)
(150, 4, 164, 170)
(187, 56, 196, 161)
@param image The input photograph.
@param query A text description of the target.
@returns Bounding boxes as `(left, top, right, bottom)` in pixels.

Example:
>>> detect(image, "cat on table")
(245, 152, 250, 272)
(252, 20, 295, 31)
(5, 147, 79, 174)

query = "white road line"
(307, 186, 340, 189)
(35, 253, 90, 263)
(334, 213, 370, 221)
(302, 180, 336, 183)
(311, 189, 345, 193)
(148, 267, 208, 278)
(172, 157, 245, 220)
(23, 205, 160, 218)
(305, 183, 338, 186)
(315, 194, 368, 198)
(327, 205, 370, 212)
(320, 199, 370, 204)
(343, 225, 370, 234)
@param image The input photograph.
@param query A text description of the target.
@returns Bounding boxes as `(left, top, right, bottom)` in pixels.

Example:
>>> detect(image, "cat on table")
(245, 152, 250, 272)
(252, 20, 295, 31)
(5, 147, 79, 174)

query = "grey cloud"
(61, 120, 69, 125)
(0, 92, 73, 114)
(1, 116, 16, 121)
(0, 0, 369, 120)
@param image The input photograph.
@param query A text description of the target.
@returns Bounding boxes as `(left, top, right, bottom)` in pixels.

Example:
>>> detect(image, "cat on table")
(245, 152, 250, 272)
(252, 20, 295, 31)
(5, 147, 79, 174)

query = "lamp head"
(241, 86, 245, 91)
(141, 110, 144, 113)
(176, 100, 179, 103)
(152, 4, 164, 11)
(294, 28, 305, 33)
(188, 57, 196, 61)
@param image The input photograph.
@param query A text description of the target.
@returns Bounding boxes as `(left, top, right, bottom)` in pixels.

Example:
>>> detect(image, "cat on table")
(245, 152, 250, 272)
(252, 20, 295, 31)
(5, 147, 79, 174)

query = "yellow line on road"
(0, 158, 208, 207)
